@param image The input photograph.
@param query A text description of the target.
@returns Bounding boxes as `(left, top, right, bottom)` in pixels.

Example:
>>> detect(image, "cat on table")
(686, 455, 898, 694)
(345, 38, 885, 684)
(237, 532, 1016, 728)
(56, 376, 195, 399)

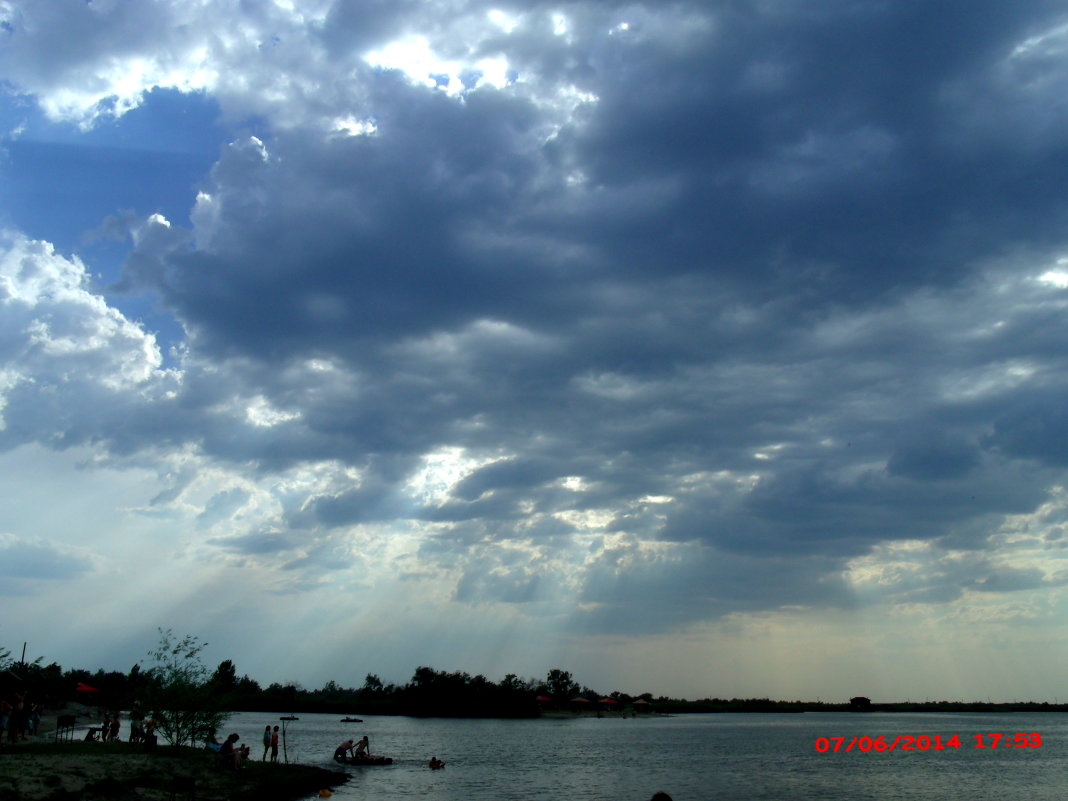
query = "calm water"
(218, 710, 1067, 801)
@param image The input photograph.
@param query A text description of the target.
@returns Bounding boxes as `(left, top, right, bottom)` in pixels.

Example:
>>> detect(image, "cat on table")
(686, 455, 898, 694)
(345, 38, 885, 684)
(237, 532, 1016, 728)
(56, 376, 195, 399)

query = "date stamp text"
(814, 733, 1043, 752)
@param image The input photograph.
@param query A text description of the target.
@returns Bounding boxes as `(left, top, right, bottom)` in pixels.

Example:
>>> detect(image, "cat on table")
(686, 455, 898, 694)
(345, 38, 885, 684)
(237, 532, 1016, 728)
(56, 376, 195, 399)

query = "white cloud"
(0, 233, 169, 436)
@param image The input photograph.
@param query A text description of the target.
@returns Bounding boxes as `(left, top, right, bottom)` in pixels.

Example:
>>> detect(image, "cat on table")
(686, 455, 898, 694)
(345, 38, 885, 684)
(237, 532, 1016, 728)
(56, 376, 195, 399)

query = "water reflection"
(222, 711, 1068, 801)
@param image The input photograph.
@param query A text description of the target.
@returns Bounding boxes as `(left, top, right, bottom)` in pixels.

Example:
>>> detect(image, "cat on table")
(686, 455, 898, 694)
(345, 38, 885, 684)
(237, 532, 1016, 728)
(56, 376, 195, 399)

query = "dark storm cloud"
(206, 530, 294, 556)
(966, 566, 1048, 593)
(320, 0, 428, 54)
(887, 430, 982, 482)
(570, 544, 855, 634)
(7, 0, 1068, 631)
(301, 478, 413, 526)
(139, 87, 563, 356)
(989, 391, 1068, 466)
(450, 458, 562, 502)
(130, 0, 1068, 358)
(530, 1, 1068, 297)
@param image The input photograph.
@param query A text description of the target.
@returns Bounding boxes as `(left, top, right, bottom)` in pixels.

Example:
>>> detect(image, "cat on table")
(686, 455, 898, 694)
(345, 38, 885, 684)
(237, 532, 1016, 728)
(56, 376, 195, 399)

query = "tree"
(545, 669, 580, 701)
(500, 673, 528, 694)
(141, 629, 229, 748)
(209, 659, 238, 692)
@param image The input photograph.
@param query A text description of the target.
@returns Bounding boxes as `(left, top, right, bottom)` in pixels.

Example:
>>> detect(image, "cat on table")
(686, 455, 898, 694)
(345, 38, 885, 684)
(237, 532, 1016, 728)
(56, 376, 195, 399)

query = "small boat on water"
(335, 754, 393, 765)
(279, 715, 299, 721)
(340, 717, 363, 722)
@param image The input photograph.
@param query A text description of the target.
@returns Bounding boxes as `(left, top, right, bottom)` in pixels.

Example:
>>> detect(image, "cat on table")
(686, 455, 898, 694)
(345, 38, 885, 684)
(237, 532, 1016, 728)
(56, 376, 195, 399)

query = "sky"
(3, 0, 1068, 703)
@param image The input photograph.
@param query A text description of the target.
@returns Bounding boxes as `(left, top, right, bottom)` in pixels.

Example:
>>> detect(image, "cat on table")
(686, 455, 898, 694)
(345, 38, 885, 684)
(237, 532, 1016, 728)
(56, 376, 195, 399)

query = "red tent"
(75, 682, 99, 692)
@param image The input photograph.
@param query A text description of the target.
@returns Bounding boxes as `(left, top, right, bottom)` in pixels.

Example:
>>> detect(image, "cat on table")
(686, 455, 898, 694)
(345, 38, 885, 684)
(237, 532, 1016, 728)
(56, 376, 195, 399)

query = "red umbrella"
(75, 682, 99, 692)
(599, 698, 619, 705)
(536, 695, 553, 702)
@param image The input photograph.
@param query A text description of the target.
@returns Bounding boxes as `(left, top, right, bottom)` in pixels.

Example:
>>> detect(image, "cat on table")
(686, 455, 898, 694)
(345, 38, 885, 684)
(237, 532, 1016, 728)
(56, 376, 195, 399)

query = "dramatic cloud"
(3, 0, 1068, 698)
(0, 232, 170, 448)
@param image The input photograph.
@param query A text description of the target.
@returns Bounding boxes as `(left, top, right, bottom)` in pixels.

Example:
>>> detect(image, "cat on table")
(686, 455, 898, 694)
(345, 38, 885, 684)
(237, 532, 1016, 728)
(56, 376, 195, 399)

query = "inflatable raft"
(335, 754, 393, 766)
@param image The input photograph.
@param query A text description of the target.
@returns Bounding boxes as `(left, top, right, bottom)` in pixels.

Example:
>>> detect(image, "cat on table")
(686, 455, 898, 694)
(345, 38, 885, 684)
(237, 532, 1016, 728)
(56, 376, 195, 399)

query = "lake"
(221, 710, 1066, 800)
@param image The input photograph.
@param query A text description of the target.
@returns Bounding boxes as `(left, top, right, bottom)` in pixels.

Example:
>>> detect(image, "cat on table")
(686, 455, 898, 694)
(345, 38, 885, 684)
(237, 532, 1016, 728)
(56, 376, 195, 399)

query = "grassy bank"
(0, 741, 348, 801)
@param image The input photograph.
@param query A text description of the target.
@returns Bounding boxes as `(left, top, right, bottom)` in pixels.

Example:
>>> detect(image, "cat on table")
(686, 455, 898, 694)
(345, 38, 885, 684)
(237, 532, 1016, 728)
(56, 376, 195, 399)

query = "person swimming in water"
(333, 739, 355, 761)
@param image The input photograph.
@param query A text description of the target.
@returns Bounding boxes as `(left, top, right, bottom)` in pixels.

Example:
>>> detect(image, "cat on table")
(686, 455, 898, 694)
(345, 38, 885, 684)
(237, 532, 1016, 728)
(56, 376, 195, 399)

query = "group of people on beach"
(126, 710, 158, 746)
(0, 692, 42, 742)
(88, 713, 121, 742)
(211, 725, 283, 770)
(82, 708, 158, 746)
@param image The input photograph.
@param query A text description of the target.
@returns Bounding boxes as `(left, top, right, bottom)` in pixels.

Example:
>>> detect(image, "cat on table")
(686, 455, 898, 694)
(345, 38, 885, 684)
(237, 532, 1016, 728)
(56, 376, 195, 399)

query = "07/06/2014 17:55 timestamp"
(814, 733, 1043, 753)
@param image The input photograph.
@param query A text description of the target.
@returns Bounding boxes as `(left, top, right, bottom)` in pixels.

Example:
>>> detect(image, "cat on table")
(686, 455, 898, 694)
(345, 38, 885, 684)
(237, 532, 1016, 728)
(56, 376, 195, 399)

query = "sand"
(0, 708, 348, 801)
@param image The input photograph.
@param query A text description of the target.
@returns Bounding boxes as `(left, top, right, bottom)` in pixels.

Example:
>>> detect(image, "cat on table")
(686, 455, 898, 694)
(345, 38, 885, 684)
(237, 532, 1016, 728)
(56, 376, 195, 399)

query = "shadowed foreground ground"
(0, 741, 348, 801)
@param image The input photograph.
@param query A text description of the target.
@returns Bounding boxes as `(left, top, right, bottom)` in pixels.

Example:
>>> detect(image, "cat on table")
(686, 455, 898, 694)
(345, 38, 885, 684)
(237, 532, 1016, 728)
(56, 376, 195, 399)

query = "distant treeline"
(6, 659, 639, 718)
(645, 698, 1068, 714)
(5, 650, 1068, 717)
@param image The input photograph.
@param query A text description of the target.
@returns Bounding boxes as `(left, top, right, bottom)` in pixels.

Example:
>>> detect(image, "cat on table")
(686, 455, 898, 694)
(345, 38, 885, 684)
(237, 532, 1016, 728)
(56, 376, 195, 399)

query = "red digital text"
(813, 733, 1043, 753)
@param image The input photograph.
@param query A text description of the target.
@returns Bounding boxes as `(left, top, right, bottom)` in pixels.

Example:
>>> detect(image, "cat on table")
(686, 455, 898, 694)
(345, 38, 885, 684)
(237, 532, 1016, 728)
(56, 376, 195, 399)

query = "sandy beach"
(0, 707, 348, 801)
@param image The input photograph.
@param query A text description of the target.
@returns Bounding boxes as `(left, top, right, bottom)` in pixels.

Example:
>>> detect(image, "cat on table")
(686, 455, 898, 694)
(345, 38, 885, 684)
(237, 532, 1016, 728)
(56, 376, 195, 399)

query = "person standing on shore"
(270, 725, 280, 762)
(9, 693, 24, 743)
(29, 703, 40, 737)
(262, 725, 271, 760)
(129, 707, 143, 744)
(0, 696, 11, 744)
(143, 717, 157, 748)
